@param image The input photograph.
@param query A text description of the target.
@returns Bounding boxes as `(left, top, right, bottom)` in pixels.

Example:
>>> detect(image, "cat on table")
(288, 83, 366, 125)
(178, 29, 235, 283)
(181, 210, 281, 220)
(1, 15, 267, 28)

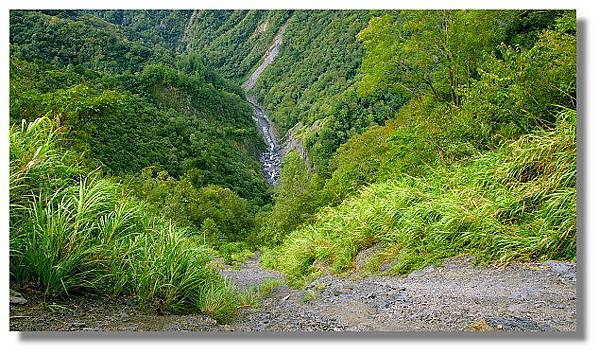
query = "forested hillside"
(10, 10, 270, 199)
(187, 10, 405, 171)
(188, 9, 576, 285)
(257, 10, 576, 285)
(187, 10, 291, 82)
(10, 9, 577, 327)
(9, 10, 273, 320)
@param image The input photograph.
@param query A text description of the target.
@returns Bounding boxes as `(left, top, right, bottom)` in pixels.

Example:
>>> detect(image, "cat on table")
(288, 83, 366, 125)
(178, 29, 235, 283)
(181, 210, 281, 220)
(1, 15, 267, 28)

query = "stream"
(242, 22, 288, 186)
(247, 95, 281, 186)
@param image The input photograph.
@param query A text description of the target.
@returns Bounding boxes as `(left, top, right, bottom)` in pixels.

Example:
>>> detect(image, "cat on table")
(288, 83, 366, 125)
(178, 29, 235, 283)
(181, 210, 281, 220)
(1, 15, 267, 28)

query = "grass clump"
(9, 117, 243, 323)
(236, 279, 282, 308)
(262, 109, 576, 287)
(303, 289, 318, 303)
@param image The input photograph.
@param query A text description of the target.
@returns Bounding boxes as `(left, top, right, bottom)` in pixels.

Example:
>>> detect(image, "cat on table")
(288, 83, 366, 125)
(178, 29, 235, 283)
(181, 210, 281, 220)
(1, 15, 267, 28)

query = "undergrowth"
(9, 117, 253, 323)
(262, 109, 576, 288)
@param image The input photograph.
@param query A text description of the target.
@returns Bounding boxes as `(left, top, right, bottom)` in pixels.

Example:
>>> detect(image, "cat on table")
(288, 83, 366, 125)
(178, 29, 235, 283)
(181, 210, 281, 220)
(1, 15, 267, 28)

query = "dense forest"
(9, 9, 576, 322)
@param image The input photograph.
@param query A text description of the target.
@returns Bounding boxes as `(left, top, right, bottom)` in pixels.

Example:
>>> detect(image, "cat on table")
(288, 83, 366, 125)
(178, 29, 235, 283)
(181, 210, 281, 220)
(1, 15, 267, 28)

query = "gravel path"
(221, 255, 577, 332)
(10, 256, 577, 332)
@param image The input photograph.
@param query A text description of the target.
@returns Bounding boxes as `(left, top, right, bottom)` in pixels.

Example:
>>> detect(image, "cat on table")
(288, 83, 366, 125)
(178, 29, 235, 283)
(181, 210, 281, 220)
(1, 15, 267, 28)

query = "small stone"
(10, 290, 27, 305)
(71, 321, 86, 328)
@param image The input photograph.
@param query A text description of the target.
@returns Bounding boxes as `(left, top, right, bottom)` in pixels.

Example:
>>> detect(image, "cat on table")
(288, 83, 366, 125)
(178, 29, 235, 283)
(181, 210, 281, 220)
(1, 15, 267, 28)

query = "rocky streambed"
(246, 94, 281, 186)
(241, 22, 288, 186)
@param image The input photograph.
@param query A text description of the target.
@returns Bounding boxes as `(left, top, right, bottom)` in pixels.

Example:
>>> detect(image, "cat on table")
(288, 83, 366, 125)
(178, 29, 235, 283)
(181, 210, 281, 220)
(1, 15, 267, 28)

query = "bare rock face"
(241, 21, 288, 91)
(10, 289, 27, 305)
(280, 121, 310, 165)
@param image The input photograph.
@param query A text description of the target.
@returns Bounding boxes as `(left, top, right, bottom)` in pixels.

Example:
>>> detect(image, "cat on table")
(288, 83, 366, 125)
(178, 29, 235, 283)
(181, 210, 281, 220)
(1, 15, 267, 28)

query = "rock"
(355, 245, 383, 270)
(543, 261, 577, 281)
(485, 316, 548, 331)
(408, 266, 435, 279)
(379, 261, 394, 272)
(509, 287, 540, 300)
(508, 303, 529, 313)
(118, 311, 130, 321)
(70, 321, 87, 329)
(10, 290, 27, 305)
(124, 299, 136, 306)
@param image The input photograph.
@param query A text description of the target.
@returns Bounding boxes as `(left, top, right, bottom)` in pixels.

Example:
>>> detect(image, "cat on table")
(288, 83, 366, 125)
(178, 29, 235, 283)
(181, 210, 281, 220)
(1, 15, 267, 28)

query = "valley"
(8, 9, 577, 333)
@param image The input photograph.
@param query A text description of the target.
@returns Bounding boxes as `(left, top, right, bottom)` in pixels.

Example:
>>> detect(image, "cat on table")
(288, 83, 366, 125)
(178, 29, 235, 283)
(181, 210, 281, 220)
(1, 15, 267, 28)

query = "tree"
(357, 10, 511, 105)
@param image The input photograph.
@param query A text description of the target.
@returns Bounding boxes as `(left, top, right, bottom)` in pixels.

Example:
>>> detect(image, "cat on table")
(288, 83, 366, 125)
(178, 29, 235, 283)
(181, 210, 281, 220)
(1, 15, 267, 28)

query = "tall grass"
(9, 117, 241, 322)
(263, 109, 577, 287)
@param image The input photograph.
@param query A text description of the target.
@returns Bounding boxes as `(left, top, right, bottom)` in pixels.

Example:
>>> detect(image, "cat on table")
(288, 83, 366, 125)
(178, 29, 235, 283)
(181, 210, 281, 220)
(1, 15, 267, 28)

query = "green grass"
(9, 116, 246, 323)
(302, 289, 318, 303)
(236, 278, 282, 308)
(262, 109, 576, 287)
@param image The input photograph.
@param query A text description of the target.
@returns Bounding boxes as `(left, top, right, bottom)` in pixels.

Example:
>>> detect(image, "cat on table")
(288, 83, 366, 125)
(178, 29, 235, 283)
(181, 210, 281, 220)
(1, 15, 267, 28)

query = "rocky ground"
(10, 255, 577, 332)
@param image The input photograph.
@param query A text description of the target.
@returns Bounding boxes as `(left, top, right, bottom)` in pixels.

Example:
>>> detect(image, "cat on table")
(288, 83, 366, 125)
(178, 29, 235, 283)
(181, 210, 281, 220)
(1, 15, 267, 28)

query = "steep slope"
(189, 10, 401, 171)
(10, 10, 269, 204)
(37, 10, 193, 52)
(187, 10, 291, 83)
(259, 11, 576, 283)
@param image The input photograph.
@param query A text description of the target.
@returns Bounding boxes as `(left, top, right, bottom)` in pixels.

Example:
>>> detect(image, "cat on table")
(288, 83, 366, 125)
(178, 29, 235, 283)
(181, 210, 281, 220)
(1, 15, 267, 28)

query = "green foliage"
(252, 11, 378, 130)
(252, 11, 406, 169)
(357, 10, 512, 104)
(191, 10, 402, 171)
(252, 152, 324, 245)
(255, 11, 576, 286)
(218, 242, 256, 265)
(9, 117, 243, 321)
(10, 10, 270, 203)
(200, 218, 225, 246)
(321, 124, 391, 204)
(10, 11, 172, 73)
(10, 10, 577, 313)
(504, 10, 568, 48)
(84, 10, 193, 51)
(263, 110, 576, 286)
(462, 18, 576, 134)
(189, 10, 291, 82)
(236, 279, 282, 308)
(124, 168, 257, 244)
(303, 289, 318, 303)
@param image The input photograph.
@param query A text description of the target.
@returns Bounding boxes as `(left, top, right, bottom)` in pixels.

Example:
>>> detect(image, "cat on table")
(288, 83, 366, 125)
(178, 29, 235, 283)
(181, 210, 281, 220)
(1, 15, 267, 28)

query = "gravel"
(223, 256, 577, 332)
(10, 256, 577, 332)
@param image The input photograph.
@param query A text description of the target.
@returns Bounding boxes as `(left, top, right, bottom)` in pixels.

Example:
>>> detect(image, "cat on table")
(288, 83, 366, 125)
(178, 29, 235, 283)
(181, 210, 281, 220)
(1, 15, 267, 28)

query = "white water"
(242, 22, 287, 186)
